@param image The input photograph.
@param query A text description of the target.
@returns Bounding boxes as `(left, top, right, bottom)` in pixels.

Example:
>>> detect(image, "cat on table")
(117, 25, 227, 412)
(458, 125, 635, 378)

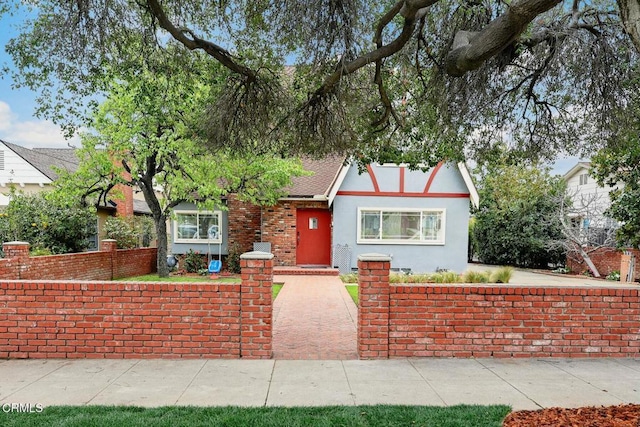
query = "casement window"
(173, 210, 222, 243)
(357, 208, 445, 245)
(579, 173, 588, 185)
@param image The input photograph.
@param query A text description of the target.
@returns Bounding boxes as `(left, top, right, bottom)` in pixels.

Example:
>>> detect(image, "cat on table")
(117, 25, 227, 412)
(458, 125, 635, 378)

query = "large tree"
(473, 160, 566, 268)
(3, 0, 638, 167)
(54, 52, 307, 276)
(591, 121, 640, 249)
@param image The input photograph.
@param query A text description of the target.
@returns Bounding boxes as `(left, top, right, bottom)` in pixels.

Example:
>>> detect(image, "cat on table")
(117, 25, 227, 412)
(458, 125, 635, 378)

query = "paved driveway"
(468, 263, 639, 287)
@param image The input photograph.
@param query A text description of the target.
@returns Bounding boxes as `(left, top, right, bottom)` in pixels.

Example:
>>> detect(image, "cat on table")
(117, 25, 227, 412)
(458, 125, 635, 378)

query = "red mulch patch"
(503, 404, 640, 427)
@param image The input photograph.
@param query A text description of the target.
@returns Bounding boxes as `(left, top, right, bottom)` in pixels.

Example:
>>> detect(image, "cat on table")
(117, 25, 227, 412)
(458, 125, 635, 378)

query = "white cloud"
(0, 100, 80, 148)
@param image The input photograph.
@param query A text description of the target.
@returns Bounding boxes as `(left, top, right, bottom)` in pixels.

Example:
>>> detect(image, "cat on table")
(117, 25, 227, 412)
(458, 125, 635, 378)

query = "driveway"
(468, 263, 638, 287)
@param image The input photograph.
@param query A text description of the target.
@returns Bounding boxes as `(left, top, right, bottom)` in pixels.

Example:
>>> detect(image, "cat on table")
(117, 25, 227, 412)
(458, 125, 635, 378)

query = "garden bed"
(503, 403, 640, 427)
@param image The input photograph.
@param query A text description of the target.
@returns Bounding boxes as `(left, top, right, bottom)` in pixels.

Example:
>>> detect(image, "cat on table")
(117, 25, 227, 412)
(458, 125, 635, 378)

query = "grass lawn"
(0, 404, 511, 427)
(273, 283, 283, 299)
(117, 275, 283, 299)
(117, 274, 240, 283)
(346, 284, 358, 305)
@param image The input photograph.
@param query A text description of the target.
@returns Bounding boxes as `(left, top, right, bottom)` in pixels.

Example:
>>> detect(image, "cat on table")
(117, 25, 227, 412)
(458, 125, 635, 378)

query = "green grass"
(273, 283, 284, 300)
(117, 274, 240, 283)
(346, 284, 359, 305)
(0, 404, 512, 427)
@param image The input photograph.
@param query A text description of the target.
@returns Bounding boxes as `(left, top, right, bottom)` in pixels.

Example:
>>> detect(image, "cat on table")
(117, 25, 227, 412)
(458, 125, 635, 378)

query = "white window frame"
(173, 210, 222, 244)
(357, 207, 446, 245)
(579, 173, 588, 185)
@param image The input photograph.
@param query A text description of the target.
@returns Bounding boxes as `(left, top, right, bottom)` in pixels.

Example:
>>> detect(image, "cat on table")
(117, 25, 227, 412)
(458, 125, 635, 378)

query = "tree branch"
(445, 0, 563, 76)
(144, 0, 257, 80)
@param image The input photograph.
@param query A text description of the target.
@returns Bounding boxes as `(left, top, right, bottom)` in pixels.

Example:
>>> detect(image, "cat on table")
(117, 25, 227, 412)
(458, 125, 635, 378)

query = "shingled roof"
(286, 155, 346, 198)
(2, 140, 79, 180)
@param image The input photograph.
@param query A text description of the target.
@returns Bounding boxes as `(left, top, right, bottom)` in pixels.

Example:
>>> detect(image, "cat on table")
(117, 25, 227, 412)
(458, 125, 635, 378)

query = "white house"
(563, 161, 618, 246)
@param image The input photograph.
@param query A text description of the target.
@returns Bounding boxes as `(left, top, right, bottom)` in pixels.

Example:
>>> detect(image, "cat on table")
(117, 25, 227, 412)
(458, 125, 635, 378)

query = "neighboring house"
(0, 139, 151, 250)
(563, 161, 618, 246)
(171, 158, 479, 273)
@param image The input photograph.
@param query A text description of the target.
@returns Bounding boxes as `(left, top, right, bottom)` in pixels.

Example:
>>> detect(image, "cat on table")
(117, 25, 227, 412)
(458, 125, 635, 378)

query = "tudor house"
(170, 157, 478, 273)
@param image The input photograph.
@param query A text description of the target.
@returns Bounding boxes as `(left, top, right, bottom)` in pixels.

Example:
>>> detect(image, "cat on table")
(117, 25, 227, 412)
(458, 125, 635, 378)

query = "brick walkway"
(272, 275, 358, 359)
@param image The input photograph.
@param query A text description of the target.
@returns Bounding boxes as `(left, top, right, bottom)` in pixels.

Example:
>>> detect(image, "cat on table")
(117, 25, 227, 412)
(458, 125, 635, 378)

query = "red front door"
(296, 209, 332, 266)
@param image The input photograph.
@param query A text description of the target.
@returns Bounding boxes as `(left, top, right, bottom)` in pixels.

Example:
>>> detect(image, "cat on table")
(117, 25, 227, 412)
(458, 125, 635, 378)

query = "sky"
(0, 8, 81, 149)
(0, 6, 581, 174)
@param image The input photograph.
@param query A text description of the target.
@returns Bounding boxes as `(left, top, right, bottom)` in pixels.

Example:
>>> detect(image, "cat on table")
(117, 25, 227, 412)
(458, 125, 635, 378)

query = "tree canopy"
(53, 51, 307, 276)
(472, 161, 566, 268)
(3, 0, 638, 167)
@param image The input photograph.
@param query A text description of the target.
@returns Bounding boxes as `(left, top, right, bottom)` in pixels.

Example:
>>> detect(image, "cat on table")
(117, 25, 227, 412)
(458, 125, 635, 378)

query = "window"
(579, 173, 588, 185)
(357, 208, 445, 244)
(173, 210, 222, 243)
(0, 150, 4, 170)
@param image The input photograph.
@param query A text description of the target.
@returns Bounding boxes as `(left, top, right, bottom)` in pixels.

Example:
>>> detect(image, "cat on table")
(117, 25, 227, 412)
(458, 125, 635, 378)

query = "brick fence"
(567, 247, 640, 280)
(358, 254, 640, 359)
(0, 241, 157, 281)
(0, 251, 273, 359)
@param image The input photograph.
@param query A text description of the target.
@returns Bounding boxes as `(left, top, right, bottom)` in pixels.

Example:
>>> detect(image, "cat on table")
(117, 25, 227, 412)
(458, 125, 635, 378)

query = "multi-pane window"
(358, 208, 445, 244)
(173, 211, 222, 243)
(579, 173, 588, 185)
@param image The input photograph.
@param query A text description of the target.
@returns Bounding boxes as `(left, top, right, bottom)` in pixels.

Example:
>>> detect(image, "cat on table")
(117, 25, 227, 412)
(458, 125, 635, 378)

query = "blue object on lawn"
(208, 260, 222, 274)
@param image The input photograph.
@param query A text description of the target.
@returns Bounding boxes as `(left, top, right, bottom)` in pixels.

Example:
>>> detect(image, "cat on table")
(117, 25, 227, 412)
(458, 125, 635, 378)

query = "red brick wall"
(567, 247, 640, 279)
(358, 257, 391, 358)
(358, 257, 640, 359)
(0, 255, 274, 359)
(240, 254, 273, 358)
(261, 200, 328, 266)
(1, 242, 157, 281)
(227, 195, 262, 254)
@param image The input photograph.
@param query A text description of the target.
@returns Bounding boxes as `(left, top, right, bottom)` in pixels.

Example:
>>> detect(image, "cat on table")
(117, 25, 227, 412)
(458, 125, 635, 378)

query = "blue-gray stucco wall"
(169, 202, 229, 256)
(332, 164, 471, 273)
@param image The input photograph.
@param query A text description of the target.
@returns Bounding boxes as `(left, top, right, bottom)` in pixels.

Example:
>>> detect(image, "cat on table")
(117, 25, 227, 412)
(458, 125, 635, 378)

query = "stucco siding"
(169, 202, 229, 256)
(332, 163, 472, 273)
(332, 195, 470, 273)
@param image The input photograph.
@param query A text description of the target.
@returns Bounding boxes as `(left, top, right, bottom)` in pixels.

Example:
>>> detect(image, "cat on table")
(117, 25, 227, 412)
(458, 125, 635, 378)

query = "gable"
(0, 141, 52, 186)
(330, 162, 478, 207)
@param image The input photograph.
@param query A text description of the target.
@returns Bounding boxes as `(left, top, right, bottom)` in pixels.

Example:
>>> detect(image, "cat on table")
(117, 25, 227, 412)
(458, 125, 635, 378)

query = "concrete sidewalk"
(0, 358, 638, 410)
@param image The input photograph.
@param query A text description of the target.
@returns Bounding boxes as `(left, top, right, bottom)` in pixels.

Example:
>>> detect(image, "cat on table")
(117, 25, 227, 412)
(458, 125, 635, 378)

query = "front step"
(273, 266, 340, 276)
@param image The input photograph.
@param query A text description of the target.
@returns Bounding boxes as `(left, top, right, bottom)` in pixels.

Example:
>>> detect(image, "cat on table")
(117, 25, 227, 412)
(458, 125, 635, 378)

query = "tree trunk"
(579, 247, 601, 278)
(155, 213, 169, 277)
(136, 178, 171, 278)
(618, 0, 640, 51)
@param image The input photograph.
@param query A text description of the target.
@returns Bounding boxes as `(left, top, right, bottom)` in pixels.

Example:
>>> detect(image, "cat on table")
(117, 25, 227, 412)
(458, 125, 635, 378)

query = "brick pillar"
(102, 239, 117, 280)
(102, 239, 118, 253)
(358, 253, 391, 359)
(240, 251, 273, 359)
(2, 242, 30, 259)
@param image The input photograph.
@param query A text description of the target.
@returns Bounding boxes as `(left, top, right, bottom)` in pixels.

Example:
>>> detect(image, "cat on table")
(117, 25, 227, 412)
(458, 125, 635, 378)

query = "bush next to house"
(103, 216, 156, 249)
(0, 190, 95, 255)
(104, 216, 139, 249)
(183, 249, 206, 273)
(473, 162, 566, 268)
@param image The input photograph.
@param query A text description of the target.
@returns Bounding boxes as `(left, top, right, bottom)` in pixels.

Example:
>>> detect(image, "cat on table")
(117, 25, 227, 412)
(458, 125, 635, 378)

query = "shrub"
(462, 270, 490, 283)
(431, 271, 461, 283)
(226, 243, 242, 274)
(0, 190, 95, 254)
(104, 216, 139, 249)
(490, 266, 514, 283)
(30, 246, 53, 256)
(606, 270, 620, 281)
(136, 216, 156, 247)
(340, 273, 358, 283)
(184, 249, 205, 273)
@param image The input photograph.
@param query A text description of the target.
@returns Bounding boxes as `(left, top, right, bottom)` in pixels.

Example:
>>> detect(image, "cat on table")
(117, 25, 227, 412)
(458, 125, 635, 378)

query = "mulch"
(503, 404, 640, 427)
